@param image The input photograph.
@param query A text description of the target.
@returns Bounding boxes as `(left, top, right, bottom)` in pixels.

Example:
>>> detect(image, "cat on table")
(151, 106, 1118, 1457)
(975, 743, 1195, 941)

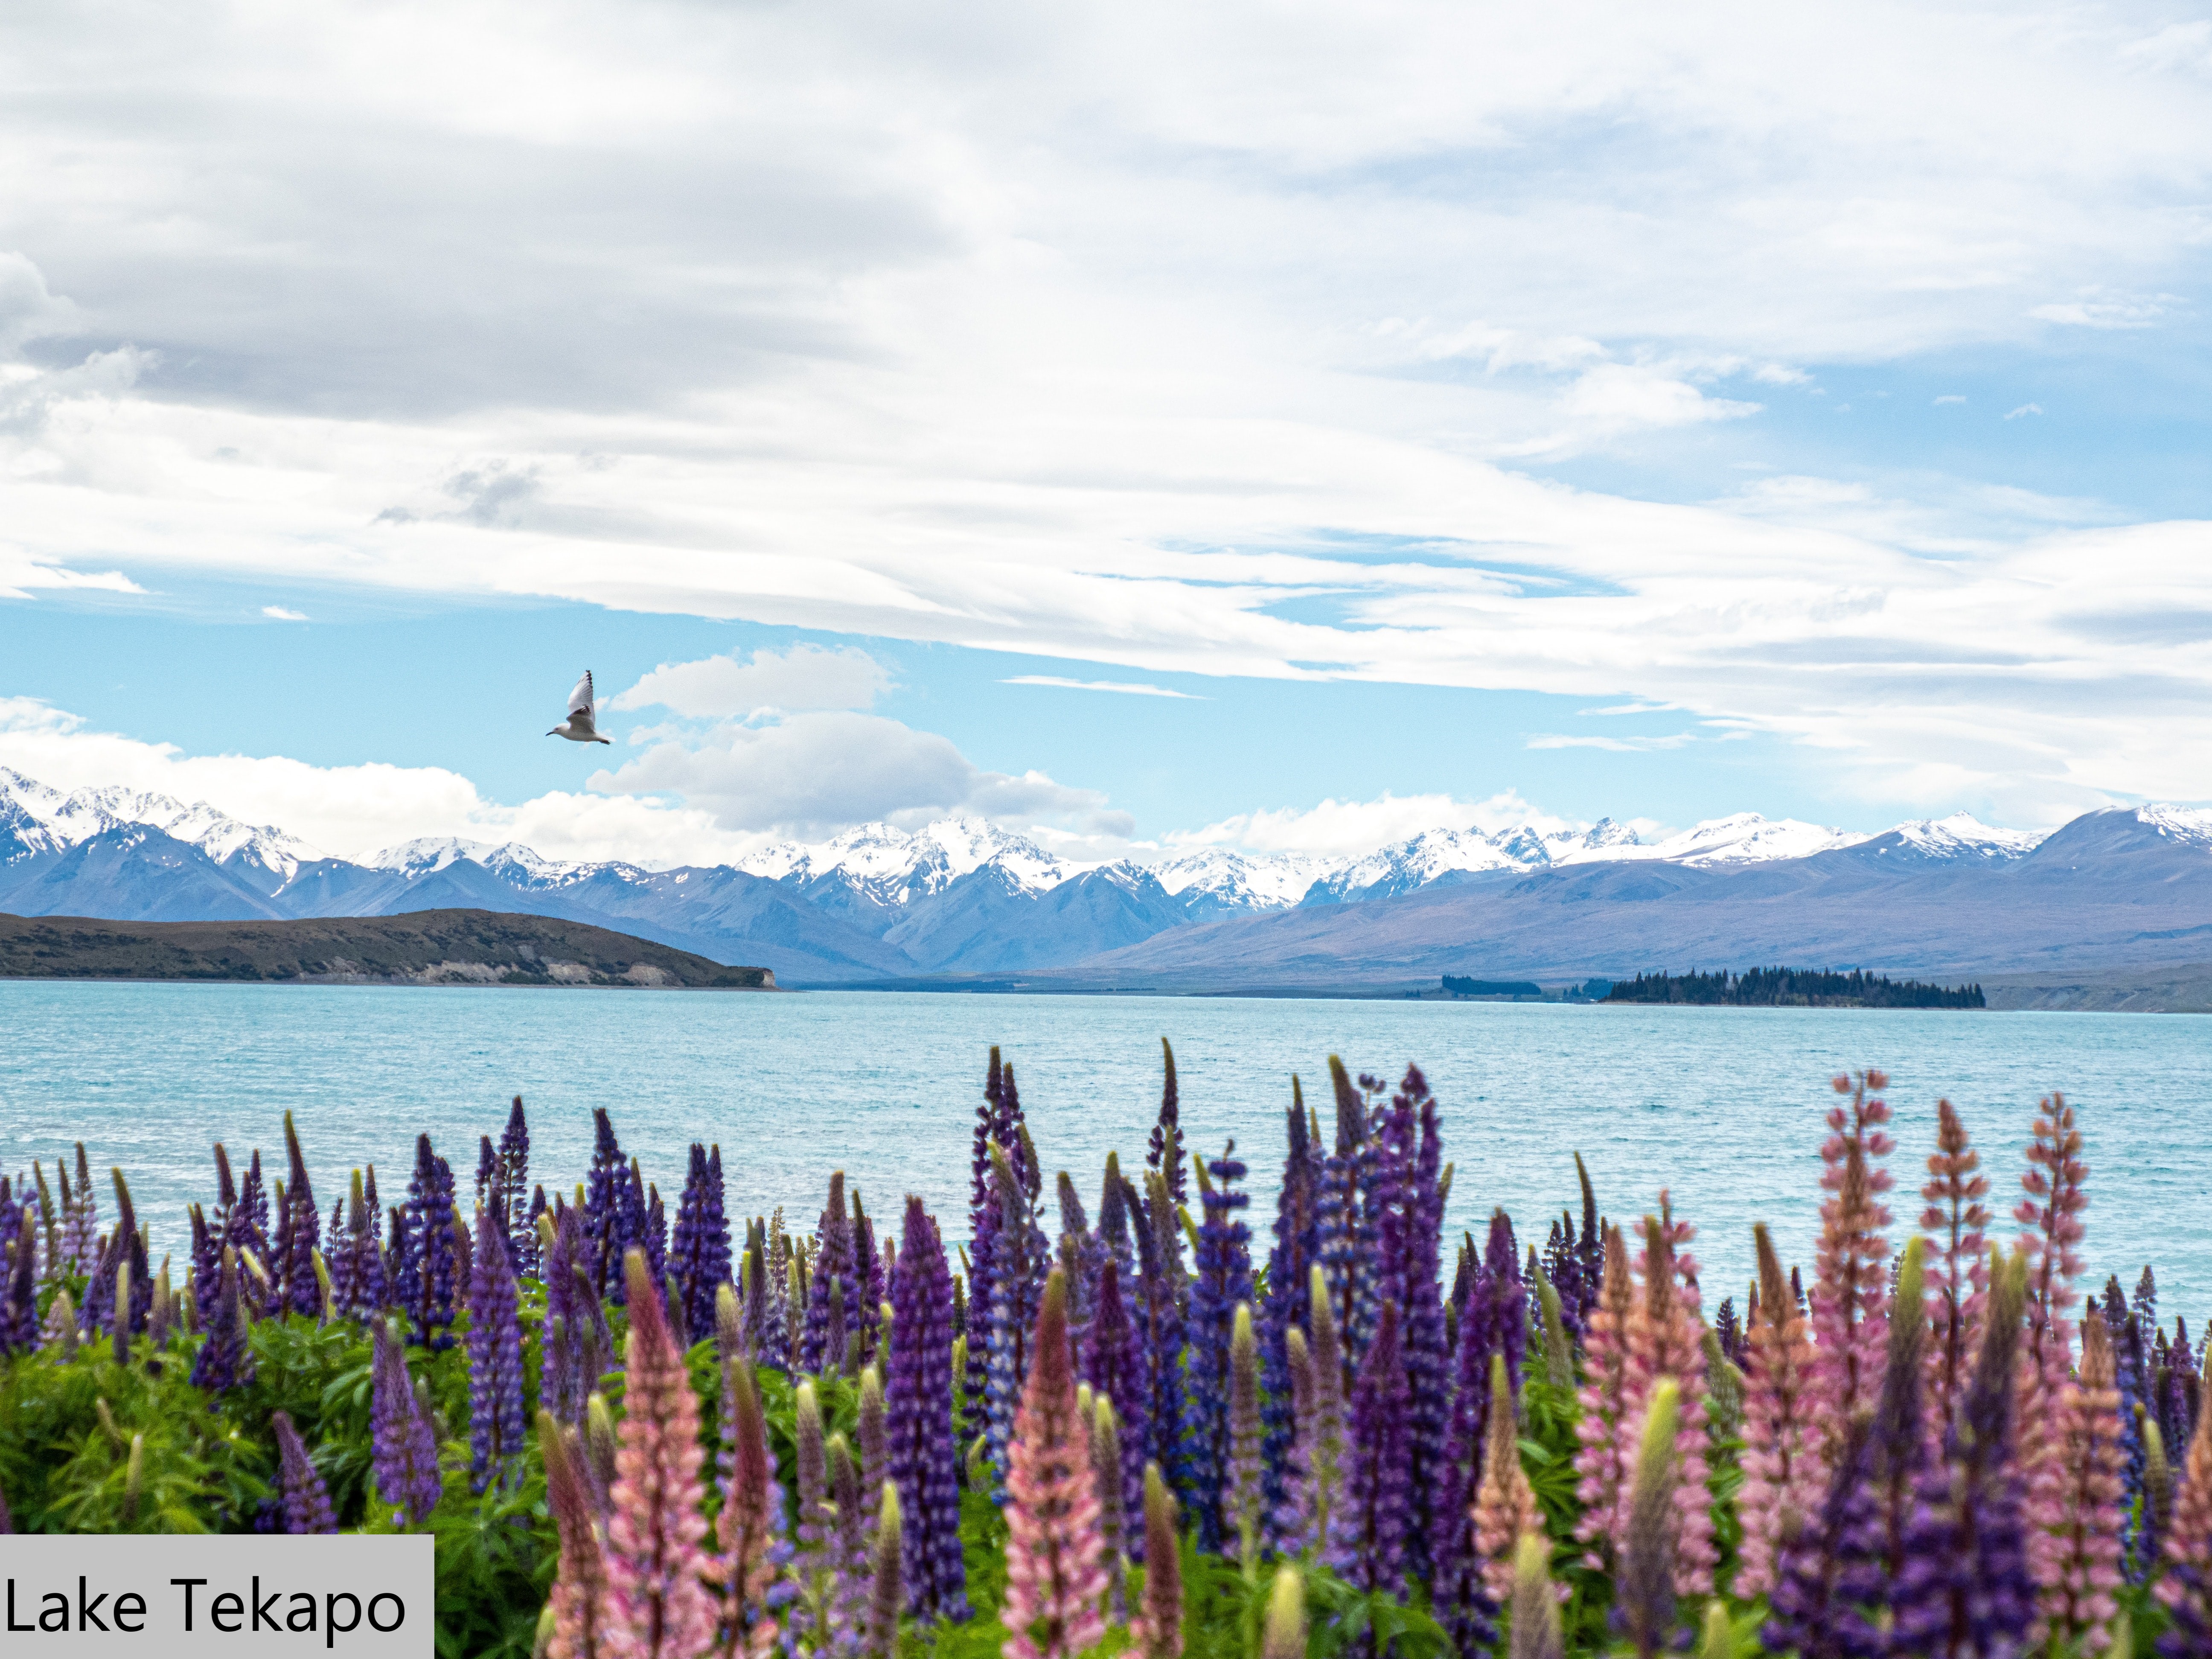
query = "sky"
(3, 0, 2211, 865)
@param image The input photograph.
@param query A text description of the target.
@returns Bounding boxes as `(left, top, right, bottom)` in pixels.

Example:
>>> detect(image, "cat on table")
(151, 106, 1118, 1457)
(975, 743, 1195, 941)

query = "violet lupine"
(469, 1204, 527, 1493)
(715, 1348, 790, 1659)
(1891, 1247, 2036, 1659)
(272, 1410, 338, 1534)
(672, 1142, 733, 1341)
(1317, 1059, 1376, 1382)
(1811, 1071, 1895, 1474)
(338, 1169, 389, 1321)
(967, 1048, 1019, 1445)
(584, 1109, 629, 1299)
(1226, 1303, 1265, 1575)
(1864, 1236, 1933, 1584)
(1764, 1412, 1880, 1659)
(544, 1409, 615, 1659)
(396, 1133, 459, 1350)
(1921, 1097, 1990, 1436)
(987, 1138, 1050, 1488)
(1054, 1172, 1103, 1366)
(371, 1316, 444, 1527)
(1001, 1271, 1107, 1659)
(0, 1225, 36, 1356)
(886, 1196, 969, 1621)
(1082, 1257, 1149, 1556)
(1092, 1395, 1129, 1618)
(1328, 1298, 1412, 1596)
(805, 1173, 862, 1375)
(59, 1143, 97, 1274)
(2016, 1091, 2089, 1531)
(1377, 1066, 1453, 1584)
(1621, 1201, 1714, 1597)
(640, 1167, 668, 1289)
(1737, 1222, 1822, 1598)
(2030, 1307, 2125, 1650)
(82, 1169, 150, 1339)
(1294, 1264, 1349, 1556)
(603, 1248, 718, 1659)
(1134, 1168, 1190, 1509)
(190, 1246, 251, 1392)
(2158, 1353, 2212, 1644)
(1472, 1351, 1542, 1607)
(1183, 1142, 1253, 1551)
(1146, 1037, 1187, 1208)
(1098, 1151, 1136, 1287)
(279, 1111, 322, 1317)
(1432, 1216, 1519, 1659)
(498, 1095, 532, 1269)
(1572, 1224, 1634, 1574)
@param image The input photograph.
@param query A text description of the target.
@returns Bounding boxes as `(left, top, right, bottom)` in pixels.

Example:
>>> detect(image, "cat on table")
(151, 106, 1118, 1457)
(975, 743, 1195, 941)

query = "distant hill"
(0, 909, 776, 989)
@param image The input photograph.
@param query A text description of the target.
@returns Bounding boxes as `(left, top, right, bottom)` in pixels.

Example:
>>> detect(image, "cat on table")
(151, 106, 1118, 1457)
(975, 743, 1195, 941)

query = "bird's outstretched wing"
(568, 671, 595, 719)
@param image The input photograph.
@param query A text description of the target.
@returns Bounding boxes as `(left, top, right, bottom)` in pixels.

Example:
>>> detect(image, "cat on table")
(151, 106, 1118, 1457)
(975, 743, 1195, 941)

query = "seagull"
(548, 670, 612, 744)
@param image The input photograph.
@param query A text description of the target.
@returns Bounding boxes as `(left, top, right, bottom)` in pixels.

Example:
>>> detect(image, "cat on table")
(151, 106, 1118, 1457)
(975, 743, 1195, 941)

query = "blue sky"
(2, 0, 2209, 864)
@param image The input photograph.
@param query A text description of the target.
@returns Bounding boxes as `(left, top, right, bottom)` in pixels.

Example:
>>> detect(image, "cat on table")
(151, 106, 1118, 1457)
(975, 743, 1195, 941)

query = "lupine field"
(0, 1043, 2204, 1659)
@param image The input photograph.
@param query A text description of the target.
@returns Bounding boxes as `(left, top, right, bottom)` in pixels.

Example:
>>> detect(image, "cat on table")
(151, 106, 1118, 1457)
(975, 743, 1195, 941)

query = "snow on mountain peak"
(362, 836, 498, 875)
(1886, 812, 2046, 860)
(2133, 803, 2212, 847)
(1603, 812, 1868, 867)
(0, 767, 321, 878)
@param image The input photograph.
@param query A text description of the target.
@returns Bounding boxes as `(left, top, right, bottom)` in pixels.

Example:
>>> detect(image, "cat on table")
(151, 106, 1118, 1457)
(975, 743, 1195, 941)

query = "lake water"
(3, 982, 2207, 1318)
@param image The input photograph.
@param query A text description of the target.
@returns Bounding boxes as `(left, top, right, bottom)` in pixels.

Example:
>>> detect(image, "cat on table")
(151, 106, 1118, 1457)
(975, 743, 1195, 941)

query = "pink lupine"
(1621, 1200, 1714, 1597)
(1573, 1225, 1634, 1573)
(1919, 1097, 1989, 1435)
(1735, 1222, 1821, 1599)
(544, 1409, 615, 1659)
(1810, 1071, 1893, 1472)
(1471, 1351, 1542, 1605)
(1001, 1270, 1106, 1659)
(604, 1248, 718, 1659)
(2016, 1093, 2088, 1496)
(2031, 1308, 2125, 1650)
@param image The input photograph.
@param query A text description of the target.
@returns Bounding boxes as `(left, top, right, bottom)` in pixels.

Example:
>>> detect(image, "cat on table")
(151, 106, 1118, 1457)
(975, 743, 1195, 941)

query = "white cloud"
(1526, 732, 1695, 752)
(261, 605, 308, 620)
(1001, 676, 1202, 699)
(2005, 403, 2045, 419)
(608, 644, 890, 718)
(594, 710, 1130, 841)
(1934, 394, 1966, 405)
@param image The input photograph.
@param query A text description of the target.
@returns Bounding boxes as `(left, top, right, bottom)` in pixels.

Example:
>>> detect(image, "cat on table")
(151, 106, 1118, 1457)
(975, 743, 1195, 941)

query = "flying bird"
(548, 670, 612, 744)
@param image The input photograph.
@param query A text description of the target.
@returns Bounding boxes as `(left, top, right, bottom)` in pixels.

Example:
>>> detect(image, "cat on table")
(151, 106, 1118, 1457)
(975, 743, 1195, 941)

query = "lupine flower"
(1328, 1298, 1412, 1596)
(1258, 1565, 1304, 1659)
(886, 1196, 967, 1621)
(1132, 1464, 1183, 1659)
(641, 1168, 668, 1289)
(824, 1435, 874, 1654)
(233, 1146, 270, 1265)
(59, 1143, 97, 1274)
(342, 1169, 390, 1321)
(1573, 1225, 1635, 1573)
(1092, 1395, 1129, 1621)
(544, 1409, 614, 1659)
(2017, 1091, 2089, 1525)
(1317, 1058, 1377, 1376)
(0, 1227, 36, 1355)
(2160, 1345, 2212, 1646)
(1764, 1412, 1878, 1659)
(1621, 1204, 1714, 1596)
(602, 1249, 717, 1659)
(1371, 1065, 1453, 1582)
(1616, 1378, 1681, 1659)
(672, 1143, 733, 1341)
(498, 1096, 532, 1270)
(1737, 1222, 1822, 1598)
(397, 1133, 459, 1350)
(584, 1110, 629, 1299)
(1863, 1235, 1932, 1584)
(2033, 1307, 2125, 1650)
(1260, 1082, 1320, 1539)
(1891, 1246, 2036, 1659)
(1146, 1038, 1187, 1208)
(372, 1316, 444, 1526)
(1001, 1271, 1107, 1659)
(968, 1049, 1019, 1444)
(279, 1112, 322, 1318)
(1083, 1258, 1149, 1557)
(987, 1140, 1051, 1488)
(272, 1410, 338, 1534)
(1812, 1072, 1895, 1473)
(1098, 1151, 1136, 1286)
(1473, 1352, 1543, 1606)
(715, 1343, 789, 1659)
(1055, 1172, 1104, 1365)
(1182, 1143, 1253, 1550)
(1225, 1303, 1265, 1575)
(469, 1204, 527, 1493)
(805, 1173, 862, 1375)
(1294, 1263, 1348, 1557)
(1134, 1169, 1190, 1510)
(1432, 1232, 1507, 1659)
(1921, 1097, 1990, 1434)
(867, 1484, 904, 1659)
(190, 1246, 251, 1392)
(1508, 1532, 1564, 1659)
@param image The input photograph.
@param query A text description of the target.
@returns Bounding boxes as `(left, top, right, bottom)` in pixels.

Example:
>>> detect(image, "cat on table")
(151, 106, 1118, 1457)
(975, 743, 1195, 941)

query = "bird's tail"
(594, 735, 611, 744)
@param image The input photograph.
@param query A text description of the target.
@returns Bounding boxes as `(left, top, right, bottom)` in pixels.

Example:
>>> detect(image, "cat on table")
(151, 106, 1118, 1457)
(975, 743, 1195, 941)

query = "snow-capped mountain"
(0, 767, 322, 892)
(1152, 848, 1330, 920)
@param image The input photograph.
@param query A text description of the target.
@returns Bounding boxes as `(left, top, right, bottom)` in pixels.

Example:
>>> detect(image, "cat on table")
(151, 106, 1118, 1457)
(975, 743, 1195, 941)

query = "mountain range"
(1, 765, 2204, 990)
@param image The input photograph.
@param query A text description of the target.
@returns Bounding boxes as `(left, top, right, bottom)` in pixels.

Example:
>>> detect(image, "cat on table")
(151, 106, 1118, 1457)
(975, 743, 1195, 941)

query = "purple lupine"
(81, 1170, 151, 1340)
(190, 1247, 251, 1392)
(1765, 1414, 1882, 1658)
(1135, 1167, 1191, 1511)
(1472, 1210, 1528, 1394)
(523, 1185, 549, 1282)
(396, 1133, 459, 1350)
(474, 1134, 500, 1228)
(985, 1132, 1050, 1489)
(1389, 1067, 1453, 1583)
(1182, 1141, 1254, 1551)
(1543, 1154, 1606, 1345)
(187, 1202, 218, 1303)
(805, 1172, 862, 1374)
(1146, 1037, 1188, 1207)
(1329, 1298, 1412, 1597)
(498, 1096, 531, 1270)
(468, 1205, 527, 1493)
(273, 1410, 339, 1534)
(542, 1203, 611, 1426)
(1098, 1151, 1136, 1286)
(338, 1169, 389, 1321)
(671, 1141, 733, 1340)
(886, 1195, 969, 1621)
(60, 1143, 99, 1275)
(1083, 1257, 1150, 1559)
(233, 1147, 270, 1263)
(0, 1179, 21, 1284)
(639, 1164, 667, 1288)
(1318, 1058, 1377, 1380)
(1055, 1171, 1105, 1368)
(966, 1048, 1018, 1445)
(1259, 1083, 1321, 1548)
(0, 1219, 38, 1355)
(854, 1191, 885, 1364)
(371, 1316, 445, 1527)
(583, 1108, 628, 1299)
(280, 1111, 322, 1318)
(1891, 1248, 2035, 1659)
(1431, 1268, 1503, 1659)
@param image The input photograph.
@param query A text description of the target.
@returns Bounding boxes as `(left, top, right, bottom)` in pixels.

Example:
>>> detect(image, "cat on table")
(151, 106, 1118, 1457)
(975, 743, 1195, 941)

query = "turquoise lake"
(3, 982, 2206, 1317)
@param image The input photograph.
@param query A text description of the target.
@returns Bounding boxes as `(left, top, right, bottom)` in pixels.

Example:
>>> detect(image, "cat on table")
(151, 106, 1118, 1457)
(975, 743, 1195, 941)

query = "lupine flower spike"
(1736, 1222, 1820, 1598)
(2035, 1307, 2125, 1651)
(1473, 1351, 1543, 1604)
(1508, 1533, 1564, 1659)
(1260, 1566, 1304, 1659)
(273, 1410, 339, 1534)
(543, 1409, 614, 1659)
(371, 1316, 443, 1526)
(1618, 1379, 1681, 1659)
(1130, 1464, 1183, 1659)
(713, 1333, 788, 1659)
(1001, 1270, 1107, 1659)
(468, 1202, 527, 1493)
